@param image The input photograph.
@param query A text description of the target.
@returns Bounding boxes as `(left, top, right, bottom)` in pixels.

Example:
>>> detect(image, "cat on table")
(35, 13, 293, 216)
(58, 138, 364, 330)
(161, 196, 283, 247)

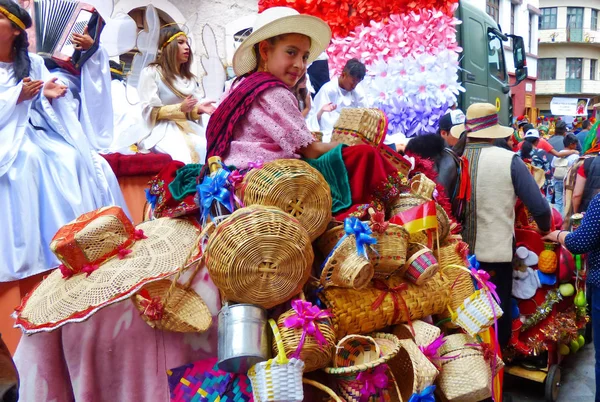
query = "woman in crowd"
(138, 25, 216, 164)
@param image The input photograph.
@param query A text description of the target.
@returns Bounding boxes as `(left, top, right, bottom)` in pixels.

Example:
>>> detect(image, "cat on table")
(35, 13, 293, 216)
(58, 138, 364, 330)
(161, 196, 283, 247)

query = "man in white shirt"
(312, 58, 368, 142)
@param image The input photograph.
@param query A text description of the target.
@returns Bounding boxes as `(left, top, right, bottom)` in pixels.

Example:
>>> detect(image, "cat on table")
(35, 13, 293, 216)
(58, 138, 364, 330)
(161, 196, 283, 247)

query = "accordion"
(32, 0, 104, 75)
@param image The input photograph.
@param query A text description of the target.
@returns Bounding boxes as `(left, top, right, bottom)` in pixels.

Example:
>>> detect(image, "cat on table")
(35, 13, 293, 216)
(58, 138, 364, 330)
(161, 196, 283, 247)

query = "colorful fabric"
(169, 164, 202, 201)
(148, 161, 199, 218)
(583, 121, 600, 154)
(305, 144, 352, 213)
(205, 72, 288, 162)
(389, 200, 437, 234)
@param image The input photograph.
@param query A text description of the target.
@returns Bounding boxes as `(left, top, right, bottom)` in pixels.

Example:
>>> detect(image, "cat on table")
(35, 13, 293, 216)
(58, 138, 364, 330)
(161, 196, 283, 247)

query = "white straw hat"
(450, 103, 514, 139)
(232, 7, 332, 76)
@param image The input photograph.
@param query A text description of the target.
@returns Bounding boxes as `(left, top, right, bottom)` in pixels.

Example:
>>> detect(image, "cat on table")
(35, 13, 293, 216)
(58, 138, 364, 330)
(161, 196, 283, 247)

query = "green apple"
(570, 339, 580, 353)
(559, 283, 575, 297)
(559, 343, 570, 355)
(578, 334, 586, 348)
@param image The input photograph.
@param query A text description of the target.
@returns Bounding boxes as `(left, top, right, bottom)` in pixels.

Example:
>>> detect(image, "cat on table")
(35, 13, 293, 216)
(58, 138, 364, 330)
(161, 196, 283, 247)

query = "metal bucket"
(217, 303, 270, 373)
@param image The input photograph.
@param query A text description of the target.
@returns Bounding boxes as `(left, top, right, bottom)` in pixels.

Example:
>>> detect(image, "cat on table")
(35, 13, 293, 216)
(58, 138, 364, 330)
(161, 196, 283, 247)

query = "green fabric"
(304, 144, 352, 213)
(169, 163, 203, 200)
(583, 121, 600, 154)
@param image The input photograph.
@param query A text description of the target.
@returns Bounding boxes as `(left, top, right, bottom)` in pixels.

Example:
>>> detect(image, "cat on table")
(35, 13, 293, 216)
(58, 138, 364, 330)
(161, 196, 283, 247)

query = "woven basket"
(249, 319, 305, 402)
(324, 333, 402, 402)
(275, 298, 336, 372)
(317, 273, 450, 338)
(404, 244, 439, 285)
(437, 334, 504, 402)
(318, 221, 409, 279)
(392, 320, 441, 348)
(436, 244, 474, 328)
(205, 205, 313, 309)
(388, 194, 451, 242)
(238, 159, 332, 241)
(378, 145, 411, 178)
(331, 108, 387, 146)
(303, 379, 344, 402)
(450, 289, 504, 337)
(388, 339, 439, 402)
(410, 174, 437, 200)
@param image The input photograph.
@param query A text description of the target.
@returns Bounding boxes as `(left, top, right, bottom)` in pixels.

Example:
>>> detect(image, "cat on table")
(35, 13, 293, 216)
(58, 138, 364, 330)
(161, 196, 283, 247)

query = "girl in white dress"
(138, 25, 215, 164)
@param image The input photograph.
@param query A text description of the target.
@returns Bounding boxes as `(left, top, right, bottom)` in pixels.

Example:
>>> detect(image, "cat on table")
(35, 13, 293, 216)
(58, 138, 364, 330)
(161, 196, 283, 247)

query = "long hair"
(520, 141, 534, 160)
(151, 25, 194, 88)
(293, 73, 308, 111)
(0, 0, 32, 82)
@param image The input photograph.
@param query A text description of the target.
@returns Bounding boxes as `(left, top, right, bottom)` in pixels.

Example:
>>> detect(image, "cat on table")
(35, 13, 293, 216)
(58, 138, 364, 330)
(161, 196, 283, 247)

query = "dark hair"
(524, 136, 540, 146)
(564, 133, 579, 148)
(151, 26, 194, 87)
(494, 138, 512, 151)
(0, 0, 33, 82)
(582, 120, 591, 130)
(522, 123, 534, 133)
(452, 131, 468, 156)
(293, 73, 308, 111)
(521, 141, 534, 160)
(343, 58, 366, 80)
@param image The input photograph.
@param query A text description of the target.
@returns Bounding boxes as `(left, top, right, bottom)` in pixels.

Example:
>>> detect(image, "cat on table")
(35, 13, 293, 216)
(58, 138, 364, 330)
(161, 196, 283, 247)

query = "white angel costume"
(137, 65, 207, 164)
(1, 53, 126, 282)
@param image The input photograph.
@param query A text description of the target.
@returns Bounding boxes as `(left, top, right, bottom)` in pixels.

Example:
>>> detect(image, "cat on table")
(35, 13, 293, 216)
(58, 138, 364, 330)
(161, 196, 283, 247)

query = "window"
(567, 58, 583, 79)
(567, 7, 584, 29)
(486, 0, 500, 23)
(591, 59, 598, 80)
(538, 59, 557, 80)
(488, 33, 506, 82)
(510, 4, 515, 34)
(539, 7, 557, 29)
(593, 9, 599, 31)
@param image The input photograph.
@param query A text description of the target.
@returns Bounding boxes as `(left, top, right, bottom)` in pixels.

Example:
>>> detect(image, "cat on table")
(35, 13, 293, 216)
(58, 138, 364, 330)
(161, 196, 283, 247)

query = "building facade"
(536, 0, 600, 116)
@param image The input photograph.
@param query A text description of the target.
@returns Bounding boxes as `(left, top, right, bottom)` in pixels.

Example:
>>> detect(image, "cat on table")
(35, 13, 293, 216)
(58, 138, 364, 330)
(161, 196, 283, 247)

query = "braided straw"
(205, 205, 313, 309)
(331, 108, 387, 146)
(318, 222, 409, 279)
(387, 339, 438, 402)
(317, 273, 450, 338)
(388, 194, 451, 243)
(302, 379, 343, 402)
(437, 334, 504, 402)
(238, 159, 332, 241)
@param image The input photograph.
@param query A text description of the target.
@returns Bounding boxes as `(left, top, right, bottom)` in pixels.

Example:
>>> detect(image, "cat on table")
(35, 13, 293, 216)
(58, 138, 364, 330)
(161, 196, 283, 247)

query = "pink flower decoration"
(134, 229, 147, 240)
(117, 246, 133, 260)
(82, 264, 100, 277)
(59, 264, 74, 279)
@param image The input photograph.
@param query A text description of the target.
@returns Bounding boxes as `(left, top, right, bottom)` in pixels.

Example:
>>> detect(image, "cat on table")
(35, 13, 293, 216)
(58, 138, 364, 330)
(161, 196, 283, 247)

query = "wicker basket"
(388, 339, 439, 402)
(437, 334, 504, 402)
(436, 243, 474, 328)
(205, 205, 313, 309)
(317, 273, 450, 338)
(318, 221, 409, 279)
(450, 289, 504, 337)
(331, 108, 387, 146)
(238, 159, 332, 241)
(275, 298, 336, 372)
(410, 174, 436, 200)
(404, 244, 439, 285)
(303, 379, 344, 402)
(378, 144, 412, 178)
(324, 333, 402, 402)
(392, 320, 441, 348)
(388, 194, 451, 243)
(249, 319, 304, 402)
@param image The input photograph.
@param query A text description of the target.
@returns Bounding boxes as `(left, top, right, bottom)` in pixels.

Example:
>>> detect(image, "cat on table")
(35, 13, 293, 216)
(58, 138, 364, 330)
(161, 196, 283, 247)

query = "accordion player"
(32, 0, 104, 75)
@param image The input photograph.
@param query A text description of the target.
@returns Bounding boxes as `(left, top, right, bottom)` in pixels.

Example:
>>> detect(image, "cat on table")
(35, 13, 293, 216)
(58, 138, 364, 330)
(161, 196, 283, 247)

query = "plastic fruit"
(558, 343, 570, 355)
(575, 290, 587, 307)
(559, 283, 575, 297)
(570, 339, 580, 353)
(539, 242, 558, 274)
(578, 334, 586, 348)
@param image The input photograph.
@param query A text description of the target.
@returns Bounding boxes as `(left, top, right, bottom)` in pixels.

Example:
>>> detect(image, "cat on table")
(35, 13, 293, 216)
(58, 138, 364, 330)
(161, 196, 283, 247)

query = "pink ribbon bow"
(117, 246, 133, 259)
(471, 268, 500, 304)
(82, 264, 99, 277)
(247, 159, 264, 170)
(59, 264, 73, 279)
(356, 365, 389, 402)
(370, 210, 389, 233)
(133, 229, 147, 240)
(419, 335, 459, 368)
(283, 300, 332, 358)
(138, 289, 164, 321)
(227, 170, 245, 208)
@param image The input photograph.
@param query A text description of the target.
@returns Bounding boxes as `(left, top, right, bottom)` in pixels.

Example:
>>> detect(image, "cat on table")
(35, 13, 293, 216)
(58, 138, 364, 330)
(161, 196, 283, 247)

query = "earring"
(263, 60, 269, 73)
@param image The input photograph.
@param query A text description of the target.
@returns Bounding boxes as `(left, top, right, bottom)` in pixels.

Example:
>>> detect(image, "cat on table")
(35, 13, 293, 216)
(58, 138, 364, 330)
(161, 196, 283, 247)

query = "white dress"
(0, 53, 127, 282)
(138, 66, 207, 164)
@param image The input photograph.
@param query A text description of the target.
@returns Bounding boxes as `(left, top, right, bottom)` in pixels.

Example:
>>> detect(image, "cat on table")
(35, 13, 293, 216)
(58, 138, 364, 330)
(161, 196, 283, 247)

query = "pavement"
(504, 343, 596, 401)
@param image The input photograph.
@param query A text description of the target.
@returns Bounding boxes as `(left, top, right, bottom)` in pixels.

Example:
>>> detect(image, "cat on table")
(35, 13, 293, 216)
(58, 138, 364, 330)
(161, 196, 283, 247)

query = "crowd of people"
(2, 1, 600, 401)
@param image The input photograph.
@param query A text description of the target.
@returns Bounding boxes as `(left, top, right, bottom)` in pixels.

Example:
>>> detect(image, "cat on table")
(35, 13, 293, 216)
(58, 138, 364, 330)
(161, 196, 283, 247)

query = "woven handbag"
(387, 339, 439, 402)
(435, 243, 474, 328)
(331, 108, 388, 146)
(249, 319, 305, 402)
(449, 289, 503, 337)
(205, 205, 313, 309)
(238, 159, 332, 241)
(392, 320, 441, 348)
(404, 244, 439, 285)
(410, 174, 437, 200)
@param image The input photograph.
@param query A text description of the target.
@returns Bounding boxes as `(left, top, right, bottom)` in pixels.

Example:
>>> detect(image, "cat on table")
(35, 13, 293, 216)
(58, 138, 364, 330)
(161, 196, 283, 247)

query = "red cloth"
(101, 153, 173, 177)
(578, 164, 586, 178)
(149, 161, 199, 218)
(516, 138, 554, 153)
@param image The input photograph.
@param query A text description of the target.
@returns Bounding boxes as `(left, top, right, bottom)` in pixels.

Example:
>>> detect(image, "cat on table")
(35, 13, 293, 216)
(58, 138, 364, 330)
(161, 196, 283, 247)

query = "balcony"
(537, 79, 600, 95)
(539, 29, 600, 45)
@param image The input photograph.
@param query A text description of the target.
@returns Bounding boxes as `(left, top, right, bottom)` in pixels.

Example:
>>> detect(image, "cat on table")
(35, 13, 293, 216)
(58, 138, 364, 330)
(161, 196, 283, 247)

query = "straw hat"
(232, 7, 332, 76)
(450, 103, 513, 139)
(14, 206, 204, 333)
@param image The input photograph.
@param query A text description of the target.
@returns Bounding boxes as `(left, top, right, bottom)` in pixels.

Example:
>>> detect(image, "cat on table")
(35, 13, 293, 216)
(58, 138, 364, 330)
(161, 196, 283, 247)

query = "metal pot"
(217, 303, 270, 373)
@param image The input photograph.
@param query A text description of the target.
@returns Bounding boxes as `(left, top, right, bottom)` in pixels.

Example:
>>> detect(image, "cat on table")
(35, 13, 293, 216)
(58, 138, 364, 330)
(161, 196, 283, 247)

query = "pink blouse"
(223, 86, 315, 169)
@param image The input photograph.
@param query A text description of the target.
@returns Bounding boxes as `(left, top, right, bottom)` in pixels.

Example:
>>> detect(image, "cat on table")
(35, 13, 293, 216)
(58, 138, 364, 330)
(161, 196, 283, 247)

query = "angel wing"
(200, 24, 226, 101)
(126, 4, 159, 94)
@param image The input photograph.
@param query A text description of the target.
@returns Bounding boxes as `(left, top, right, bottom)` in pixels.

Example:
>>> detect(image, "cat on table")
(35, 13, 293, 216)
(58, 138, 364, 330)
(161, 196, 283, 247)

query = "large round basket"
(388, 194, 451, 242)
(205, 205, 313, 309)
(238, 159, 332, 241)
(387, 339, 438, 402)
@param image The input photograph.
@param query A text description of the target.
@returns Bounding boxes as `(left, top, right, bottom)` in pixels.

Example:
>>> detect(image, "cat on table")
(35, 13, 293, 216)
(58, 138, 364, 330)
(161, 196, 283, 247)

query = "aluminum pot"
(217, 303, 270, 373)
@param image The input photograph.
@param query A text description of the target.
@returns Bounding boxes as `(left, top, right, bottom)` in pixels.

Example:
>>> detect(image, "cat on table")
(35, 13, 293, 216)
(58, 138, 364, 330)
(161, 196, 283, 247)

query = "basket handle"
(302, 379, 344, 402)
(268, 319, 289, 365)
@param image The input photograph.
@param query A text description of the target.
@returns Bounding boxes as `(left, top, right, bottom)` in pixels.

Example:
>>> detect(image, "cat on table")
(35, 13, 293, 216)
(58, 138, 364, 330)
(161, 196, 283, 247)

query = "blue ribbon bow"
(342, 217, 377, 259)
(468, 254, 480, 270)
(198, 168, 233, 221)
(408, 385, 436, 402)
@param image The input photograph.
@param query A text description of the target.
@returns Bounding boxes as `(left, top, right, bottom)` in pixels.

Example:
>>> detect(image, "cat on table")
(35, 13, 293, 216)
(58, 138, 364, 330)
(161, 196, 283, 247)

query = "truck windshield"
(488, 32, 507, 83)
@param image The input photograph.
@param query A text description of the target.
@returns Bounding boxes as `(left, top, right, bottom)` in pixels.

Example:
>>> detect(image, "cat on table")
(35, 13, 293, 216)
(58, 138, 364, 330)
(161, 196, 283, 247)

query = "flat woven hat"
(14, 206, 202, 333)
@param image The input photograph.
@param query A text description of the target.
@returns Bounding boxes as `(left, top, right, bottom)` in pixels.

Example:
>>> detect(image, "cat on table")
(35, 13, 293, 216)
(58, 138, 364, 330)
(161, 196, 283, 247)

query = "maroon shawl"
(205, 72, 288, 162)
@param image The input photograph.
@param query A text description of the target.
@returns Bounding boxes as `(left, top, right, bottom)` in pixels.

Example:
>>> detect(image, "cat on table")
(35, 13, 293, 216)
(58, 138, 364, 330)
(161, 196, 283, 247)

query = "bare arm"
(572, 174, 587, 213)
(298, 141, 338, 159)
(549, 148, 578, 158)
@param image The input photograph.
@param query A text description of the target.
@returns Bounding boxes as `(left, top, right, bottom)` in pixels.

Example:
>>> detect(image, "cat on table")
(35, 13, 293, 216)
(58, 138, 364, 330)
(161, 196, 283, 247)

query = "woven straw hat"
(232, 7, 332, 76)
(15, 206, 203, 333)
(450, 103, 513, 139)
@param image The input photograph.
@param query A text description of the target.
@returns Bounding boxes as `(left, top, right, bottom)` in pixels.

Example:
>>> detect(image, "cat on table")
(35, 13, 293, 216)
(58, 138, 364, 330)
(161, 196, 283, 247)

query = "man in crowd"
(576, 119, 591, 149)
